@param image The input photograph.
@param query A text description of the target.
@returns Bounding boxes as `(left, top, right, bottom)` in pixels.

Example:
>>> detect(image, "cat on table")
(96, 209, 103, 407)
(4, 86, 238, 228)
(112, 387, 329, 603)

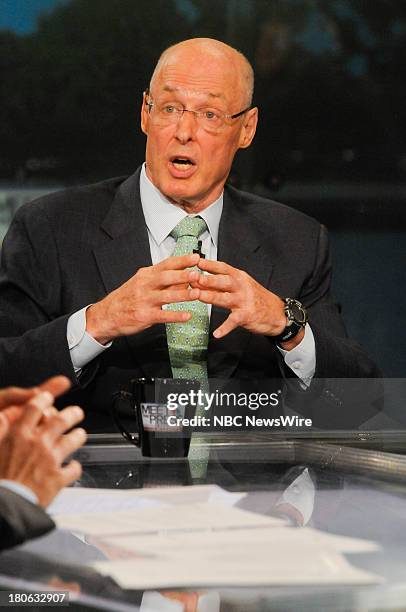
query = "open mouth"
(170, 156, 196, 170)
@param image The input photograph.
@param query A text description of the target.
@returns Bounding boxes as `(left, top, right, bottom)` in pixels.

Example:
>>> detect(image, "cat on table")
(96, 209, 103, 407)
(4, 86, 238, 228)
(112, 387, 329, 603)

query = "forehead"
(152, 50, 242, 104)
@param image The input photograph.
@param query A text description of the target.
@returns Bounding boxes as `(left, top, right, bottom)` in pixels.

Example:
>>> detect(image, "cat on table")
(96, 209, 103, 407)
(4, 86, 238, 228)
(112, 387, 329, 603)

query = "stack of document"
(50, 485, 382, 589)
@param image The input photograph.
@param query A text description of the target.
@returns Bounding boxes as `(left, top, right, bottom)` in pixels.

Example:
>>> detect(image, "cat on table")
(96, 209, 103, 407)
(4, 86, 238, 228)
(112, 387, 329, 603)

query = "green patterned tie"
(166, 216, 209, 479)
(166, 216, 209, 379)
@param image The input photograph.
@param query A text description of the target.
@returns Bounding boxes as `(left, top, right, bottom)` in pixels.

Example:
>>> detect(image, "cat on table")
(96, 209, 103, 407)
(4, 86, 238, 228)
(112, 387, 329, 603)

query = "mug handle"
(111, 390, 140, 445)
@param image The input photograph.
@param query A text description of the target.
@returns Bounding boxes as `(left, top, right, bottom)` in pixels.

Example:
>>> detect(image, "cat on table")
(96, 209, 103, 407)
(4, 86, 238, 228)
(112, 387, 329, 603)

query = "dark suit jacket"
(0, 488, 55, 551)
(0, 168, 380, 430)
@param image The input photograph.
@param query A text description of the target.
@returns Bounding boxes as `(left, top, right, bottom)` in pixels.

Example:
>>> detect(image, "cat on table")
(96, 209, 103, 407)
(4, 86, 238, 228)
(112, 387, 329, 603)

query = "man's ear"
(238, 107, 258, 149)
(140, 92, 150, 135)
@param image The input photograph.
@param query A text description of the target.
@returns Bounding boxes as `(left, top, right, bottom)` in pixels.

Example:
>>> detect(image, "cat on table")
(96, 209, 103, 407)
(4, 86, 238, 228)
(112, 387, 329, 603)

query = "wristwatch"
(274, 298, 308, 344)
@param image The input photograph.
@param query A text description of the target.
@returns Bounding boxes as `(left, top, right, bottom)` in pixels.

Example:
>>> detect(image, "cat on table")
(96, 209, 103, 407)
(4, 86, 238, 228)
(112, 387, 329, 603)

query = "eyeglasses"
(144, 89, 251, 132)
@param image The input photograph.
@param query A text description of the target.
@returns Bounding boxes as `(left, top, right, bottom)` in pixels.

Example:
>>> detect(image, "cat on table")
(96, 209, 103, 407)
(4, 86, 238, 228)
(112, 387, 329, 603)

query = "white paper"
(49, 489, 166, 515)
(54, 502, 284, 537)
(128, 484, 245, 506)
(51, 484, 381, 590)
(92, 526, 382, 589)
(308, 530, 381, 554)
(50, 484, 244, 515)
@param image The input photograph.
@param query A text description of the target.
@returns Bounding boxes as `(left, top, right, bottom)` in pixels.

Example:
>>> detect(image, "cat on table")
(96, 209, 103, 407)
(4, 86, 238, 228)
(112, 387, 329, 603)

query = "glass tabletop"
(2, 430, 406, 611)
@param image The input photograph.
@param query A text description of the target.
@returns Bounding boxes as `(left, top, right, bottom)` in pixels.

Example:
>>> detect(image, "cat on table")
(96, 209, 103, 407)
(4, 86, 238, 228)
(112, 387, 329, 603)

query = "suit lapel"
(94, 169, 151, 292)
(207, 186, 274, 378)
(93, 168, 171, 378)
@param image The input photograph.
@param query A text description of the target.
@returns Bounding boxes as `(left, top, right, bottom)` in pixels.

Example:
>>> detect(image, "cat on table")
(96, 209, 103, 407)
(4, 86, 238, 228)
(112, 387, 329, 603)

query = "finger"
(159, 288, 199, 304)
(156, 269, 199, 288)
(1, 406, 24, 426)
(197, 289, 232, 308)
(17, 391, 55, 429)
(197, 273, 233, 291)
(0, 387, 36, 410)
(155, 310, 192, 324)
(39, 376, 71, 398)
(36, 405, 59, 425)
(59, 460, 83, 488)
(197, 258, 234, 275)
(40, 406, 59, 419)
(213, 315, 239, 339)
(0, 413, 9, 441)
(157, 254, 200, 271)
(56, 427, 87, 462)
(41, 406, 84, 440)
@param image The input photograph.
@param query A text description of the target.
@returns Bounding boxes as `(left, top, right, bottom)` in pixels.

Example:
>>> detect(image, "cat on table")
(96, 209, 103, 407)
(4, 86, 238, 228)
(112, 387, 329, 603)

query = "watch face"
(290, 301, 307, 325)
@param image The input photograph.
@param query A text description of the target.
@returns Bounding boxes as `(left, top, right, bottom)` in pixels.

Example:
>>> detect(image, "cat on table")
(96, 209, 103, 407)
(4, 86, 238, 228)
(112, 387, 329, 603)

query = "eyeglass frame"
(143, 87, 252, 126)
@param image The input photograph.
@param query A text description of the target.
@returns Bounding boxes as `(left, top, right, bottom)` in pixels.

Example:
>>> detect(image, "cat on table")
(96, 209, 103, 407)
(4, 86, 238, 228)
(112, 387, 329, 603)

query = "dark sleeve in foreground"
(0, 205, 87, 387)
(0, 488, 55, 551)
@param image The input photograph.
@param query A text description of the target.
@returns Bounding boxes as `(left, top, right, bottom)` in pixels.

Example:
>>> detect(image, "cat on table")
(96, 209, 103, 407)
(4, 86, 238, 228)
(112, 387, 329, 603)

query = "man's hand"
(0, 376, 71, 440)
(86, 254, 201, 344)
(0, 391, 86, 507)
(193, 258, 304, 349)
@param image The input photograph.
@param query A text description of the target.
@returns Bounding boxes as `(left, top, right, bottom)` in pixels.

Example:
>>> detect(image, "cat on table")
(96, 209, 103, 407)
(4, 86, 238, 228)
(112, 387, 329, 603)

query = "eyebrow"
(162, 84, 224, 100)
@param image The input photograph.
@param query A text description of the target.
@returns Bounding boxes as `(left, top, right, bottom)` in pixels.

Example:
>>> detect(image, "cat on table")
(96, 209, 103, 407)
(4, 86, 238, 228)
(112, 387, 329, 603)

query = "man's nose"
(174, 110, 198, 143)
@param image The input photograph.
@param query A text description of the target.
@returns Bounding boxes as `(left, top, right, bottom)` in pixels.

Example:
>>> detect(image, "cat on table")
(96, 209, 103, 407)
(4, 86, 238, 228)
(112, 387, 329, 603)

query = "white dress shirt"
(67, 164, 316, 383)
(0, 480, 38, 504)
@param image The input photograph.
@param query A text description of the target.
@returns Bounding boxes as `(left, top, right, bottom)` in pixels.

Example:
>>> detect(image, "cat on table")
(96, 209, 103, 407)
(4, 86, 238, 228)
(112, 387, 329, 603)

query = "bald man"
(0, 38, 379, 431)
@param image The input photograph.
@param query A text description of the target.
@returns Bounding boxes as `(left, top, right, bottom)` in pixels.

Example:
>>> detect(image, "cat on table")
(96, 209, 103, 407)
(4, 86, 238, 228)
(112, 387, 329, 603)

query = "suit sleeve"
(283, 224, 382, 428)
(299, 223, 380, 379)
(0, 488, 55, 551)
(0, 205, 97, 388)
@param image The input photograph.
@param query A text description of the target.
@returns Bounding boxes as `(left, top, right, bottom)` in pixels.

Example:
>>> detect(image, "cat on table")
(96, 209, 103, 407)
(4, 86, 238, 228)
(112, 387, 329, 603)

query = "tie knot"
(171, 216, 207, 241)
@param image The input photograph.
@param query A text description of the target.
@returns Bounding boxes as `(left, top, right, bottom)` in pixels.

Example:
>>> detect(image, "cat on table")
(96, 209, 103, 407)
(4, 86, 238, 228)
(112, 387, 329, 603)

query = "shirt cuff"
(275, 468, 315, 526)
(67, 306, 112, 374)
(277, 323, 316, 387)
(0, 480, 38, 505)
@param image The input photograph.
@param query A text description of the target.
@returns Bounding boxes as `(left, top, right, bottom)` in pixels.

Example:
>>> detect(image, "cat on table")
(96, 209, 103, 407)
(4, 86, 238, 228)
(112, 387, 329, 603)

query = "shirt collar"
(140, 163, 223, 247)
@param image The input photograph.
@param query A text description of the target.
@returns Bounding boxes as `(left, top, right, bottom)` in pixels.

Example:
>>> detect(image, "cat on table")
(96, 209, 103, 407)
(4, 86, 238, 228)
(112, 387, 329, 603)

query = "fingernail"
(38, 391, 53, 403)
(73, 406, 84, 418)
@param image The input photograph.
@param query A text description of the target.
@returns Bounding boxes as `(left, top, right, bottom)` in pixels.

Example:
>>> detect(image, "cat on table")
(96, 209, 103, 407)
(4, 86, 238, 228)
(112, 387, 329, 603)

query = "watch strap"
(274, 298, 308, 344)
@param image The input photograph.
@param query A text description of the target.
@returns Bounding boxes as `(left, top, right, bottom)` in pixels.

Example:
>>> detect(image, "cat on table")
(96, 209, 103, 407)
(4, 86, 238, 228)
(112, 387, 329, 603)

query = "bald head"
(142, 37, 258, 212)
(150, 38, 254, 108)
